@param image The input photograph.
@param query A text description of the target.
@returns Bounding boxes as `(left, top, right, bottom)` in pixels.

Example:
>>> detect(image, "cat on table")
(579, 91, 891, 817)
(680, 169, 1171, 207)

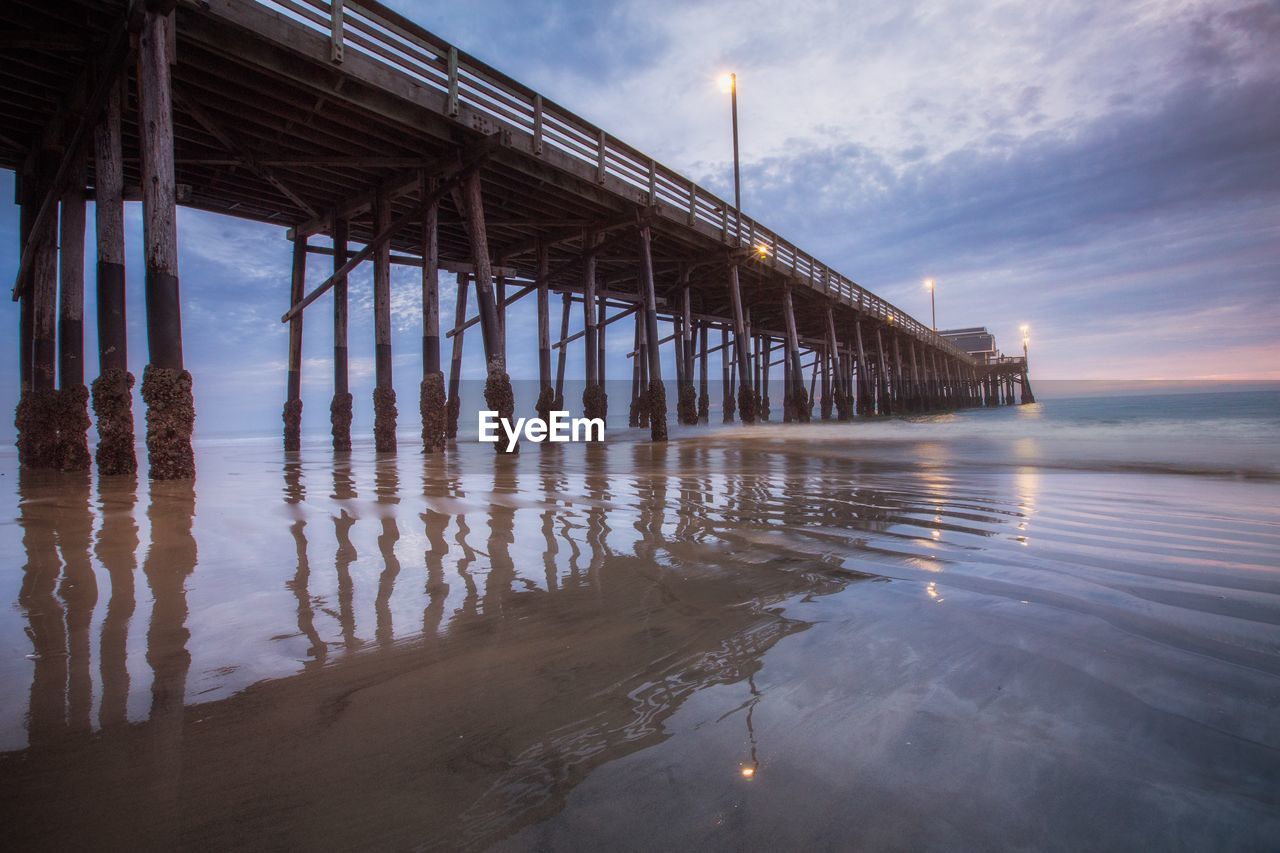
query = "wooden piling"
(854, 320, 869, 416)
(637, 220, 666, 441)
(554, 292, 569, 411)
(782, 286, 808, 422)
(138, 6, 194, 479)
(283, 235, 306, 452)
(535, 244, 554, 422)
(698, 322, 709, 421)
(447, 273, 468, 438)
(330, 217, 352, 450)
(91, 79, 136, 475)
(874, 327, 891, 415)
(420, 177, 446, 452)
(372, 188, 396, 452)
(581, 230, 604, 420)
(820, 342, 833, 420)
(721, 329, 733, 422)
(597, 292, 608, 421)
(677, 286, 697, 425)
(760, 336, 771, 420)
(727, 264, 755, 422)
(55, 158, 91, 471)
(459, 171, 514, 451)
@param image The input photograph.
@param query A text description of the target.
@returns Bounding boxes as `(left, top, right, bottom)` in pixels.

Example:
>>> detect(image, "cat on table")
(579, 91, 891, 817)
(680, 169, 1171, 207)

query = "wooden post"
(698, 322, 709, 421)
(629, 311, 643, 427)
(597, 292, 608, 421)
(447, 273, 468, 438)
(91, 80, 136, 475)
(678, 285, 697, 424)
(420, 176, 446, 452)
(875, 327, 890, 415)
(637, 315, 650, 427)
(854, 320, 870, 416)
(727, 264, 755, 422)
(760, 336, 771, 420)
(138, 6, 193, 479)
(55, 157, 91, 471)
(554, 292, 569, 410)
(535, 244, 553, 422)
(372, 188, 396, 452)
(637, 220, 666, 441)
(58, 162, 86, 391)
(21, 155, 59, 469)
(17, 168, 35, 396)
(820, 341, 832, 420)
(892, 333, 906, 412)
(782, 286, 808, 422)
(908, 339, 921, 413)
(721, 328, 733, 422)
(581, 230, 603, 420)
(283, 235, 307, 451)
(459, 171, 514, 451)
(331, 217, 352, 450)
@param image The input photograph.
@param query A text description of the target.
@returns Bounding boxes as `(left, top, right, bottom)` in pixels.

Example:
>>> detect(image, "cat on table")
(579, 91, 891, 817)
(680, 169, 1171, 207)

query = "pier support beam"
(283, 235, 306, 452)
(420, 178, 446, 452)
(782, 286, 809, 423)
(854, 320, 870, 416)
(727, 265, 755, 422)
(92, 81, 136, 475)
(760, 336, 772, 420)
(677, 287, 697, 425)
(447, 273, 468, 439)
(330, 218, 352, 450)
(56, 160, 91, 471)
(535, 245, 554, 423)
(372, 189, 396, 452)
(875, 327, 891, 415)
(554, 292, 569, 411)
(697, 322, 709, 421)
(459, 172, 514, 452)
(138, 6, 194, 479)
(17, 152, 60, 469)
(720, 329, 733, 422)
(637, 220, 666, 441)
(581, 230, 604, 421)
(1020, 369, 1036, 404)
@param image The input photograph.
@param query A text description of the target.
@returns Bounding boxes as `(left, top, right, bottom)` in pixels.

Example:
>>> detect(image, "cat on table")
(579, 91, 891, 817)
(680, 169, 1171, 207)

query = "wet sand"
(1, 410, 1278, 850)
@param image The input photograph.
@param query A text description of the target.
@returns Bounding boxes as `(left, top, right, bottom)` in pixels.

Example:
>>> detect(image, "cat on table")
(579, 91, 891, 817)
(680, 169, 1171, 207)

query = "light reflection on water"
(0, 419, 1278, 849)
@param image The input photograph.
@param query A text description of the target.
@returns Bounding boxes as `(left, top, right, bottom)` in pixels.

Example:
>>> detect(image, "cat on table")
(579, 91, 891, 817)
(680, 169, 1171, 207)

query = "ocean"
(1, 385, 1277, 849)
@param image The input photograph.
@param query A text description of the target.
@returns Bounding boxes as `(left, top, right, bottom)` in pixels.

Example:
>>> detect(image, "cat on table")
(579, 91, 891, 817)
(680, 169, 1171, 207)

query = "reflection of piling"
(18, 471, 68, 746)
(96, 476, 138, 729)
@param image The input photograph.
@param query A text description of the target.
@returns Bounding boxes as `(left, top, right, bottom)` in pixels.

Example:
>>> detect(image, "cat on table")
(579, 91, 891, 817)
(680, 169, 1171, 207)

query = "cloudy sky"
(1, 0, 1276, 438)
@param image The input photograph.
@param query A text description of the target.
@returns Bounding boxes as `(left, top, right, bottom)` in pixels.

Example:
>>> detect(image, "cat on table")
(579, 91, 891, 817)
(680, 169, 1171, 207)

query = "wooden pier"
(2, 0, 1033, 478)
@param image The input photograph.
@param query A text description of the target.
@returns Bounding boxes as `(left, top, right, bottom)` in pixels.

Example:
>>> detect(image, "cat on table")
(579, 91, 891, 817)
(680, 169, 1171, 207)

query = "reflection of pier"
(3, 0, 1030, 480)
(0, 436, 1030, 848)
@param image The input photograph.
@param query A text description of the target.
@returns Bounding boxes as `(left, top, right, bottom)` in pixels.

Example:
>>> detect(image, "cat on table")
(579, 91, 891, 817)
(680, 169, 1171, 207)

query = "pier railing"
(223, 0, 973, 364)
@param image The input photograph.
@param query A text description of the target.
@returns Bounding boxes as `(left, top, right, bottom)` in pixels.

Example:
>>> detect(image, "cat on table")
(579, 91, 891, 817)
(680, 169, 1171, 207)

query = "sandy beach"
(1, 392, 1277, 850)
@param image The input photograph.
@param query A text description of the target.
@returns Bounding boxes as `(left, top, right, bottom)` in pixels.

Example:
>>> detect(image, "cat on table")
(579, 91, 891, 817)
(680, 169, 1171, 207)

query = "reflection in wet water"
(1, 430, 1277, 849)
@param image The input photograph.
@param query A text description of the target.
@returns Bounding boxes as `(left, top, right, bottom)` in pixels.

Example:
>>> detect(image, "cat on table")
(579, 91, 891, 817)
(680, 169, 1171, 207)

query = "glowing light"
(740, 766, 756, 779)
(924, 278, 935, 291)
(754, 243, 771, 258)
(718, 73, 735, 93)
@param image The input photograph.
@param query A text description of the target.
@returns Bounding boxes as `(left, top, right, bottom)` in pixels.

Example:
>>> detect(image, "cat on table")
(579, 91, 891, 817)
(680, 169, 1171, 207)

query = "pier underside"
(2, 0, 1022, 476)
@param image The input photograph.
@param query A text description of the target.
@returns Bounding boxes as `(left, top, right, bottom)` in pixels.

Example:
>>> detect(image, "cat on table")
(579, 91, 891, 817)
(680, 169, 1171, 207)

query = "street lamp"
(924, 279, 936, 330)
(1020, 324, 1030, 360)
(719, 72, 741, 243)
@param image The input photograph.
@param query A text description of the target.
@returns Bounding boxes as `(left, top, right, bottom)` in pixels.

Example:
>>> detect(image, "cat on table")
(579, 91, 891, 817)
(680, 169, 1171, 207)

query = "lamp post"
(719, 72, 741, 242)
(925, 279, 936, 331)
(1020, 324, 1030, 360)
